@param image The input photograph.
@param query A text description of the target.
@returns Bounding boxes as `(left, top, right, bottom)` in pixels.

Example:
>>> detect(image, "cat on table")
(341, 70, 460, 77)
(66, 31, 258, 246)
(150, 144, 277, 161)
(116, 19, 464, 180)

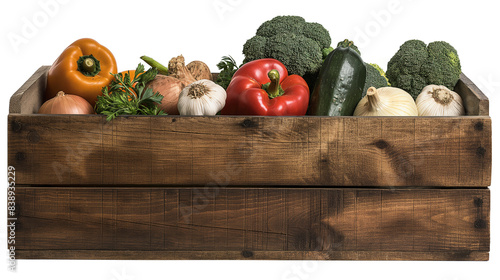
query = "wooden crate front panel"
(13, 187, 489, 260)
(8, 114, 491, 187)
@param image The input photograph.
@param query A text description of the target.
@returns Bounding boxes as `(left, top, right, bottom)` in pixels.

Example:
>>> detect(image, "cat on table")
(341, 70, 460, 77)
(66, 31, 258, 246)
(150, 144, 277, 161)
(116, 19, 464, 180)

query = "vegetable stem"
(264, 69, 283, 99)
(141, 55, 169, 75)
(431, 88, 454, 105)
(77, 54, 101, 77)
(366, 87, 381, 111)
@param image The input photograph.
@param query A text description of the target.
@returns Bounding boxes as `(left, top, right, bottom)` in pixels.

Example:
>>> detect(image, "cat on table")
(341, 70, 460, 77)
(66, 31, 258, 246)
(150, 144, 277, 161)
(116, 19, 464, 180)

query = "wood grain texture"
(455, 73, 489, 116)
(8, 115, 491, 187)
(12, 186, 489, 260)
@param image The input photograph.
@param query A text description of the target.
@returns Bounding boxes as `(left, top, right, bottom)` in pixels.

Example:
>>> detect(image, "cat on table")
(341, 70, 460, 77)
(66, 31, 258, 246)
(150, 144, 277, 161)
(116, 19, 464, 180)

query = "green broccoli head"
(363, 63, 390, 96)
(386, 39, 461, 99)
(421, 41, 462, 90)
(243, 15, 331, 76)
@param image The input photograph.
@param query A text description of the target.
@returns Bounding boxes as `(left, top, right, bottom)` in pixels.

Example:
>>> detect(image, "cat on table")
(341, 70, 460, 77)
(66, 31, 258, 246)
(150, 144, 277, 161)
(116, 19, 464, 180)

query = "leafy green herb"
(215, 55, 240, 89)
(95, 64, 166, 121)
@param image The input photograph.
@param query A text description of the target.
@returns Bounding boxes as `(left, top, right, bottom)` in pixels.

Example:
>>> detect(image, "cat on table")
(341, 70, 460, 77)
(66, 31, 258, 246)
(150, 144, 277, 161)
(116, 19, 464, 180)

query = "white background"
(1, 0, 498, 279)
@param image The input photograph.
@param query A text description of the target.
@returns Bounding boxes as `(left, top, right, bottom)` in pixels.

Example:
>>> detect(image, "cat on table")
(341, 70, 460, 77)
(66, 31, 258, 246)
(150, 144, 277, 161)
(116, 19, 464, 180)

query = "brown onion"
(38, 91, 94, 114)
(145, 75, 184, 115)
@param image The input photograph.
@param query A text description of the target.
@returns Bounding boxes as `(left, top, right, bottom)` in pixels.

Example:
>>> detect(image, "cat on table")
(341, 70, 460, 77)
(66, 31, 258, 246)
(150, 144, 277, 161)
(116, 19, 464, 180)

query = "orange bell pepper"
(45, 38, 117, 106)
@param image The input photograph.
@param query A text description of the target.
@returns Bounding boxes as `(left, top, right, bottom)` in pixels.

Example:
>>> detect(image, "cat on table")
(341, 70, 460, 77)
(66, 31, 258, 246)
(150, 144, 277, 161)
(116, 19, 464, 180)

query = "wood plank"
(13, 186, 490, 260)
(14, 250, 489, 261)
(8, 115, 492, 187)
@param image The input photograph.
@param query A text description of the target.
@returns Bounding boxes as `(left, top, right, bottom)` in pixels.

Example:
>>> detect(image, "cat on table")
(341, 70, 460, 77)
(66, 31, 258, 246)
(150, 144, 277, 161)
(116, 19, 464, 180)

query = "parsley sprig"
(95, 64, 166, 121)
(215, 55, 240, 90)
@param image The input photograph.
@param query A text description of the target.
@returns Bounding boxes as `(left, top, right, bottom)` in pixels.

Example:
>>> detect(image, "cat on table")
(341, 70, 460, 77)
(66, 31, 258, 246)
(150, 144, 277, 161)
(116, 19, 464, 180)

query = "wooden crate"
(7, 66, 491, 260)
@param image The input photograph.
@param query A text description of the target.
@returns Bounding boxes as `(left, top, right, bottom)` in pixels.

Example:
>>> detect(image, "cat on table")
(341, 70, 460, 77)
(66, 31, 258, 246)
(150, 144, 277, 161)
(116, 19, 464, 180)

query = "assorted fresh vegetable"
(415, 85, 465, 116)
(221, 58, 309, 116)
(40, 16, 466, 119)
(308, 46, 366, 116)
(354, 87, 418, 117)
(45, 38, 117, 106)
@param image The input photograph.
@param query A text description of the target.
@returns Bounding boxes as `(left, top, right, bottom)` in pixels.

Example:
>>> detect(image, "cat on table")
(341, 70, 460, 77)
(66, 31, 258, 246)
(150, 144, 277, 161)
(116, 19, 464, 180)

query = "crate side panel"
(13, 186, 489, 256)
(8, 115, 491, 187)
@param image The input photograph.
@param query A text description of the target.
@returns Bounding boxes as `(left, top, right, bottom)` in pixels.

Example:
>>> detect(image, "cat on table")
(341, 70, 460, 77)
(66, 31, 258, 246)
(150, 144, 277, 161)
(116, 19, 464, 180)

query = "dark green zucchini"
(307, 47, 366, 116)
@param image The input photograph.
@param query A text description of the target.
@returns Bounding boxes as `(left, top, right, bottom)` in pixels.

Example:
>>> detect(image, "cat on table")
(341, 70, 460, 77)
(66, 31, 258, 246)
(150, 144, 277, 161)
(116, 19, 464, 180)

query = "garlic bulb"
(416, 85, 465, 116)
(177, 79, 227, 115)
(354, 87, 418, 116)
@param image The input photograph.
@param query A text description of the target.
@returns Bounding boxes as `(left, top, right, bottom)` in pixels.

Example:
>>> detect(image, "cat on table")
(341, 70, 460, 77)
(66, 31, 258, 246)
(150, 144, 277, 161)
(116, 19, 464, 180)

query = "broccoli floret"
(363, 63, 390, 96)
(265, 33, 323, 75)
(242, 36, 268, 63)
(256, 15, 305, 38)
(386, 39, 461, 99)
(337, 39, 361, 55)
(369, 63, 390, 85)
(322, 46, 334, 59)
(243, 15, 332, 76)
(302, 22, 331, 49)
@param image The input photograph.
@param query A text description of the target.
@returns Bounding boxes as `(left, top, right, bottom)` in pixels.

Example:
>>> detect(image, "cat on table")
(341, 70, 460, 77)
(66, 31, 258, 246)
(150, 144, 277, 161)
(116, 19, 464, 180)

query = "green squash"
(308, 47, 366, 116)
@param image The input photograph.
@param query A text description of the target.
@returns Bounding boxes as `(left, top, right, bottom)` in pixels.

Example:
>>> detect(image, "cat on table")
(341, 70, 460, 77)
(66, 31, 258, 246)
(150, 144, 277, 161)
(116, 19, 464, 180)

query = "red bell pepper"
(220, 59, 309, 115)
